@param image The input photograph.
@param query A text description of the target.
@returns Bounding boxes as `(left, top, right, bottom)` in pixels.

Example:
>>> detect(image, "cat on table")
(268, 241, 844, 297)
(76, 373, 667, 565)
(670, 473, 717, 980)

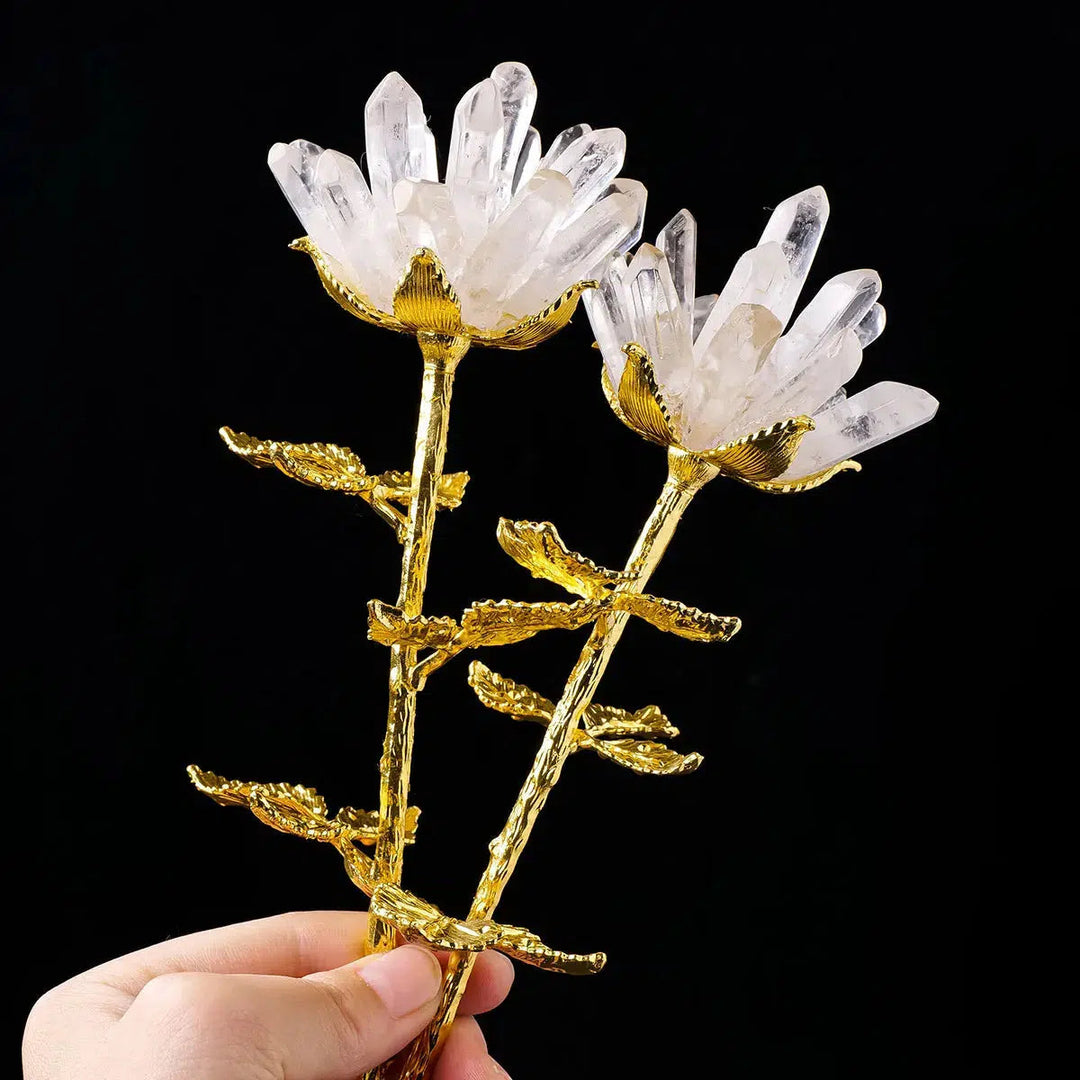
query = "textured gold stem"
(367, 332, 469, 959)
(395, 447, 719, 1077)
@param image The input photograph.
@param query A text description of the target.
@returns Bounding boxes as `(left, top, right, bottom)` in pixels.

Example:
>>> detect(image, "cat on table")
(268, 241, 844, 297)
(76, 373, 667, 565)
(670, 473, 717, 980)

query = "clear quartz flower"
(584, 187, 937, 480)
(268, 63, 646, 333)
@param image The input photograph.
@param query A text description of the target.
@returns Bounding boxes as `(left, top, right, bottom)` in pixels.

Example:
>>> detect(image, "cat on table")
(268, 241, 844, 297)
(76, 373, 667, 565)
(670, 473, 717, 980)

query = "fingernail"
(486, 1059, 511, 1078)
(358, 945, 442, 1018)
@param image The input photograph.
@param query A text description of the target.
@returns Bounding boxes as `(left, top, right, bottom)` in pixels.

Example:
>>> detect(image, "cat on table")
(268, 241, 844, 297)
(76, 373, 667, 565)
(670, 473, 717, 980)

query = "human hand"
(23, 910, 513, 1079)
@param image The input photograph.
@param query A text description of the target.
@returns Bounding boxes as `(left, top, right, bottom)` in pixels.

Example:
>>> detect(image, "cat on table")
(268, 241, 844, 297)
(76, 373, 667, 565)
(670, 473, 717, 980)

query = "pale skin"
(23, 910, 514, 1079)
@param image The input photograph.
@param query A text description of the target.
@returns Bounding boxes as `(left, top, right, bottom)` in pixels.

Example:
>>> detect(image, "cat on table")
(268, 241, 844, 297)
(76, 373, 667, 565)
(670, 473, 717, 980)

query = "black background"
(6, 4, 1055, 1077)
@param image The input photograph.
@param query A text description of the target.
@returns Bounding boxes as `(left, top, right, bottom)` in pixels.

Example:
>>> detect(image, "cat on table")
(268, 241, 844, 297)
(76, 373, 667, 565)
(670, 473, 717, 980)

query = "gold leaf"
(369, 884, 605, 975)
(496, 519, 630, 599)
(187, 765, 254, 807)
(367, 600, 461, 649)
(740, 458, 862, 494)
(289, 236, 404, 331)
(219, 427, 375, 495)
(392, 249, 464, 335)
(470, 280, 597, 351)
(376, 470, 471, 510)
(584, 702, 678, 740)
(491, 924, 607, 976)
(616, 344, 678, 446)
(460, 599, 600, 647)
(337, 804, 420, 845)
(468, 662, 556, 721)
(615, 593, 741, 642)
(590, 738, 703, 777)
(700, 415, 815, 482)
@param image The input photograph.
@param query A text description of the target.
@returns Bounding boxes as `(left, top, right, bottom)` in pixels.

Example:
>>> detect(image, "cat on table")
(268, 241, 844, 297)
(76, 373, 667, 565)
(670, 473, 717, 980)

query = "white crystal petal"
(856, 302, 887, 347)
(512, 126, 541, 194)
(445, 77, 507, 244)
(785, 381, 938, 476)
(626, 246, 693, 404)
(393, 179, 465, 278)
(694, 242, 790, 363)
(268, 140, 338, 254)
(502, 185, 644, 316)
(363, 72, 437, 205)
(458, 170, 572, 327)
(692, 294, 718, 343)
(605, 178, 646, 251)
(682, 303, 785, 449)
(539, 124, 592, 169)
(656, 209, 697, 328)
(312, 149, 398, 302)
(544, 128, 626, 223)
(584, 255, 633, 387)
(757, 185, 830, 327)
(490, 61, 537, 215)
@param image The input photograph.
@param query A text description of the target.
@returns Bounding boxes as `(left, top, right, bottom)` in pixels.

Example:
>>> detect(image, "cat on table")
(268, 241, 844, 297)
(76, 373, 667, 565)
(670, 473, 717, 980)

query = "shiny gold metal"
(600, 342, 860, 491)
(218, 427, 468, 541)
(290, 236, 596, 348)
(396, 445, 731, 1076)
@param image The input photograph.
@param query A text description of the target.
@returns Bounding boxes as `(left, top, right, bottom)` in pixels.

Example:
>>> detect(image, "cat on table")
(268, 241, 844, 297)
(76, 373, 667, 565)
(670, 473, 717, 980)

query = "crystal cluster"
(269, 63, 645, 331)
(584, 187, 937, 478)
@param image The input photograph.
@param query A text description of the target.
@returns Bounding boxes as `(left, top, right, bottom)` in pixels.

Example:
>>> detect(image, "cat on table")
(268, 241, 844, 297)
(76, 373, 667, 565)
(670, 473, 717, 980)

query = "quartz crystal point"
(585, 187, 937, 478)
(269, 64, 644, 333)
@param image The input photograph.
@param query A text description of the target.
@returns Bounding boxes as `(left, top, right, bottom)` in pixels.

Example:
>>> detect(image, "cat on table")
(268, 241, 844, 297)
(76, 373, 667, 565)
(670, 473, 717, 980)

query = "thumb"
(110, 944, 443, 1079)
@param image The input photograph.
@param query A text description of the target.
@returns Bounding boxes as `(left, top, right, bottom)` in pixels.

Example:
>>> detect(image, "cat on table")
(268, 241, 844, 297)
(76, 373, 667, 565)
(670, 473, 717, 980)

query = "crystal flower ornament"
(585, 187, 938, 490)
(270, 62, 645, 348)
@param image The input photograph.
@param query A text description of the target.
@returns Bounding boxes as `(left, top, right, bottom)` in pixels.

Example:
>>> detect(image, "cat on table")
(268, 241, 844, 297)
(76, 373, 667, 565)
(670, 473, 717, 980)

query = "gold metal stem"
(367, 332, 469, 956)
(397, 447, 719, 1077)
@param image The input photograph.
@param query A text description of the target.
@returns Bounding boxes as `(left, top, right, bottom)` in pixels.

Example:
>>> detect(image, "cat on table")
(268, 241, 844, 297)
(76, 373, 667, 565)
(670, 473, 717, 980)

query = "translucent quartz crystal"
(856, 302, 886, 346)
(394, 180, 466, 280)
(583, 255, 633, 385)
(691, 294, 718, 342)
(756, 185, 829, 328)
(539, 124, 591, 169)
(268, 140, 335, 254)
(542, 128, 626, 224)
(785, 381, 938, 476)
(682, 304, 783, 450)
(446, 78, 506, 246)
(656, 210, 697, 325)
(733, 270, 881, 433)
(513, 126, 541, 194)
(363, 73, 437, 207)
(490, 62, 537, 214)
(459, 170, 572, 326)
(694, 242, 790, 359)
(505, 184, 644, 317)
(625, 244, 693, 400)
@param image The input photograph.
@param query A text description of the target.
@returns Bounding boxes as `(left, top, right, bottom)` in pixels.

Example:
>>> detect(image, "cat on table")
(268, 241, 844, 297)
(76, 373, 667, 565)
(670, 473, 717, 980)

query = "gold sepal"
(469, 280, 598, 350)
(740, 458, 862, 494)
(392, 249, 465, 335)
(699, 415, 815, 482)
(288, 237, 403, 331)
(186, 766, 419, 845)
(369, 883, 606, 976)
(496, 519, 630, 599)
(368, 601, 460, 649)
(468, 663, 701, 778)
(460, 599, 600, 647)
(613, 594, 742, 643)
(615, 343, 679, 446)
